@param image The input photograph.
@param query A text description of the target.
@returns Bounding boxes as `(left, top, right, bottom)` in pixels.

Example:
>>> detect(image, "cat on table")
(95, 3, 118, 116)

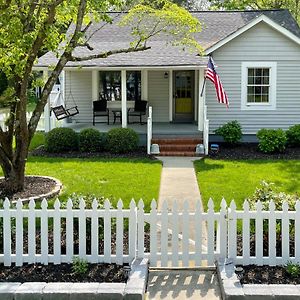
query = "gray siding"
(65, 71, 93, 123)
(148, 71, 170, 122)
(207, 22, 300, 134)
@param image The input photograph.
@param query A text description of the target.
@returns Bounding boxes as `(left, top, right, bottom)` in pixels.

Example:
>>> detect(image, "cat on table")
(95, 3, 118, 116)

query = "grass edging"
(216, 259, 300, 299)
(0, 258, 149, 300)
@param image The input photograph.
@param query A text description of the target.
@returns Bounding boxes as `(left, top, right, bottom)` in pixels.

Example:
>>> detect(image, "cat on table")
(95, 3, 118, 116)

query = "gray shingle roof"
(36, 9, 300, 68)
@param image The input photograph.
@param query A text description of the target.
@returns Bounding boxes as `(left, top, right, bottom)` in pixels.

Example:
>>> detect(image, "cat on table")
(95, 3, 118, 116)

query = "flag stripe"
(205, 57, 229, 107)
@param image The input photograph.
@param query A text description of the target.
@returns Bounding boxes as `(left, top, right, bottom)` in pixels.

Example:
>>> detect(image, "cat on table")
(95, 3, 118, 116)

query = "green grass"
(21, 156, 161, 210)
(29, 132, 45, 151)
(195, 159, 300, 210)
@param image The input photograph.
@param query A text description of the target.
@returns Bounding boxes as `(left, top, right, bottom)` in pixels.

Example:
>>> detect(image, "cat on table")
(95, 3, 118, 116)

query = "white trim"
(206, 15, 300, 54)
(198, 69, 205, 131)
(169, 70, 173, 122)
(121, 70, 127, 128)
(241, 61, 277, 111)
(194, 70, 198, 122)
(34, 65, 206, 71)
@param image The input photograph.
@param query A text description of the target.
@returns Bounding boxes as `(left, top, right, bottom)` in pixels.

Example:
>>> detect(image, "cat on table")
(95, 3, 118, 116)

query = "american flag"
(205, 57, 229, 107)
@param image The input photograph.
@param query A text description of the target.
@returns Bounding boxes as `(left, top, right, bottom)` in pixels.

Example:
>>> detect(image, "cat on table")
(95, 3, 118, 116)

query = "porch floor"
(64, 122, 200, 136)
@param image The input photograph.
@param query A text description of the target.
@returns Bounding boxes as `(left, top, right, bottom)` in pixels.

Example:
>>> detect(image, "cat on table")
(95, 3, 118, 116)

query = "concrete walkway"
(146, 270, 221, 300)
(157, 156, 202, 211)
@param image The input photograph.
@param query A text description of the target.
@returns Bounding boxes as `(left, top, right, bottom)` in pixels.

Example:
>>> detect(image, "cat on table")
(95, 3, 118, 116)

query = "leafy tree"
(210, 0, 300, 23)
(0, 0, 202, 196)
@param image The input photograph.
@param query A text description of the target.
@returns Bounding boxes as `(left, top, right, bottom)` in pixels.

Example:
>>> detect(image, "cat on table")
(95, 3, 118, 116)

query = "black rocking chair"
(127, 100, 148, 125)
(93, 100, 109, 125)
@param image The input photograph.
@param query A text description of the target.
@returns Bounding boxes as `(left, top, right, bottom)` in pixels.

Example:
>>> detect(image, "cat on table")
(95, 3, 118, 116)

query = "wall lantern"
(164, 72, 169, 79)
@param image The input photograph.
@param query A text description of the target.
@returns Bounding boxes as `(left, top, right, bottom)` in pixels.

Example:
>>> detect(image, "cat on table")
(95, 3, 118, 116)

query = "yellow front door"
(174, 71, 194, 122)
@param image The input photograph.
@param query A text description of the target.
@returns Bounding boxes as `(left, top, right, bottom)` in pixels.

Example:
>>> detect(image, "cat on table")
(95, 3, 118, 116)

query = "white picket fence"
(0, 197, 299, 267)
(0, 112, 62, 132)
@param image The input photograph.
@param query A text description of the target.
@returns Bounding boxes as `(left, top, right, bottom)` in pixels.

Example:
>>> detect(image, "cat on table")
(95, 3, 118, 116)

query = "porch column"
(92, 70, 99, 101)
(121, 70, 127, 128)
(168, 69, 173, 122)
(43, 69, 51, 133)
(141, 70, 148, 101)
(198, 68, 205, 131)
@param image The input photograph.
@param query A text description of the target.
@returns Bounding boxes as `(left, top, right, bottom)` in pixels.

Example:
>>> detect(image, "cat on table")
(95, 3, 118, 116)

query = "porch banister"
(121, 70, 127, 128)
(147, 106, 153, 155)
(43, 69, 51, 133)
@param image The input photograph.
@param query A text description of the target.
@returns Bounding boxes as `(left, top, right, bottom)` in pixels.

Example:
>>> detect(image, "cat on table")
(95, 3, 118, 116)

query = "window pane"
(127, 71, 141, 101)
(263, 69, 269, 77)
(99, 71, 121, 101)
(261, 95, 269, 102)
(248, 68, 254, 77)
(248, 76, 254, 84)
(263, 76, 269, 84)
(262, 86, 269, 94)
(247, 86, 254, 94)
(255, 76, 263, 85)
(247, 94, 255, 102)
(255, 86, 262, 94)
(255, 69, 262, 77)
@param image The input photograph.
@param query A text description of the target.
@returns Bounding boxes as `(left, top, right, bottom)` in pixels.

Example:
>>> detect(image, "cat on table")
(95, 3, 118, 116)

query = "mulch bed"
(0, 176, 56, 200)
(30, 146, 156, 160)
(208, 143, 300, 160)
(0, 263, 127, 283)
(237, 233, 299, 284)
(239, 265, 300, 285)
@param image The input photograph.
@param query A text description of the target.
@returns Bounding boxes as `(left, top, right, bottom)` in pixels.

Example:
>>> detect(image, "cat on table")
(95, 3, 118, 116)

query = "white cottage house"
(35, 9, 300, 155)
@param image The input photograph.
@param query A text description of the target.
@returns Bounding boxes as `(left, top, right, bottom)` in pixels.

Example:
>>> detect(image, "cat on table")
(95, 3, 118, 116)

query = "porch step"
(151, 137, 203, 157)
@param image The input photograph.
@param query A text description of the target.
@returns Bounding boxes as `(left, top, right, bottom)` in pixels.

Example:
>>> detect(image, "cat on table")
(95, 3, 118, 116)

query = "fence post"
(150, 199, 157, 267)
(161, 201, 169, 267)
(268, 200, 276, 266)
(255, 201, 263, 266)
(218, 198, 227, 261)
(194, 200, 202, 266)
(129, 199, 137, 261)
(116, 199, 124, 265)
(182, 200, 190, 267)
(53, 199, 61, 264)
(137, 199, 145, 258)
(207, 199, 215, 265)
(242, 200, 250, 266)
(66, 198, 74, 263)
(228, 200, 237, 264)
(15, 200, 23, 266)
(104, 199, 111, 263)
(3, 198, 11, 266)
(171, 201, 179, 267)
(282, 201, 289, 264)
(28, 199, 36, 264)
(41, 199, 49, 264)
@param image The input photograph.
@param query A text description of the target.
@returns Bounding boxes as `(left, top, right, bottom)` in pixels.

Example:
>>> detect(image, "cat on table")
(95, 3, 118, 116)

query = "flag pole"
(200, 76, 206, 97)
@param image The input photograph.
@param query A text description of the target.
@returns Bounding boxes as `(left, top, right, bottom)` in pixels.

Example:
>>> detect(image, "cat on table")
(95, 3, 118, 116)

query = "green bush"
(72, 257, 89, 275)
(107, 128, 139, 153)
(285, 261, 300, 278)
(257, 128, 287, 153)
(79, 128, 106, 152)
(286, 124, 300, 147)
(214, 120, 242, 145)
(45, 127, 78, 153)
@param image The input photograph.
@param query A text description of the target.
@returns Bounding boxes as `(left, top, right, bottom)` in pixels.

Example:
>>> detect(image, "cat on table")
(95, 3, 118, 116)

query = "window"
(241, 62, 277, 110)
(99, 71, 141, 101)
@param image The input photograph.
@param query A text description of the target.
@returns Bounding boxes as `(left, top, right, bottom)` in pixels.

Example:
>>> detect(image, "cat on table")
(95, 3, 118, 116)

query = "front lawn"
(195, 159, 300, 210)
(1, 156, 162, 210)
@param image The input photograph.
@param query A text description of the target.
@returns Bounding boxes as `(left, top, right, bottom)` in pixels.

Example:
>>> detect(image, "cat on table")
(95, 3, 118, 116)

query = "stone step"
(152, 138, 202, 145)
(159, 144, 197, 152)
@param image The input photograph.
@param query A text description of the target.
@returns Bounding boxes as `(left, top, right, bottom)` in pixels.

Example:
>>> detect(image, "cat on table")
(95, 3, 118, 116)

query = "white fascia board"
(205, 14, 300, 54)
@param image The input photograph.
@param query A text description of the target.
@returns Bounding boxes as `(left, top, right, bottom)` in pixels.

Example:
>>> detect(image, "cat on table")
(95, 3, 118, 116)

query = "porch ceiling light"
(164, 72, 169, 79)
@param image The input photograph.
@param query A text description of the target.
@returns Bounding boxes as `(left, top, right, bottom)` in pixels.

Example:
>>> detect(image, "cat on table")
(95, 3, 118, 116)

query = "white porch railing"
(0, 112, 61, 132)
(1, 197, 299, 267)
(147, 106, 153, 155)
(203, 104, 209, 155)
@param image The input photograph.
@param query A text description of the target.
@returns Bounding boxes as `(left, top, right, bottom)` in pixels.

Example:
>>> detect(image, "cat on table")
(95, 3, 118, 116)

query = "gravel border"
(217, 259, 300, 299)
(0, 258, 148, 300)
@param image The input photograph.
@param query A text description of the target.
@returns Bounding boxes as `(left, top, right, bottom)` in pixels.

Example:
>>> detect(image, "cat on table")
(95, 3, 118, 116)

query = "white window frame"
(241, 62, 277, 110)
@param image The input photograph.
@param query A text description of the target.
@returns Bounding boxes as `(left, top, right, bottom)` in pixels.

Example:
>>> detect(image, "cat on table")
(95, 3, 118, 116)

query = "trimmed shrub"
(257, 128, 287, 153)
(107, 128, 139, 153)
(214, 120, 242, 145)
(45, 127, 78, 153)
(286, 124, 300, 147)
(79, 128, 106, 152)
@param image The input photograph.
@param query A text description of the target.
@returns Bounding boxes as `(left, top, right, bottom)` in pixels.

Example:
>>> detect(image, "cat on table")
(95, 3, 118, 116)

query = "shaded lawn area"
(1, 156, 162, 210)
(195, 159, 300, 210)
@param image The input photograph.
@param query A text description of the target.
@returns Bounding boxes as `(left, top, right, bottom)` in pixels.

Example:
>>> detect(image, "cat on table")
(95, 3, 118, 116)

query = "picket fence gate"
(0, 197, 299, 267)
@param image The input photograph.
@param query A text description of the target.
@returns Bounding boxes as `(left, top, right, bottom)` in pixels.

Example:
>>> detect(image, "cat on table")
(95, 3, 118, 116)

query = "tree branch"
(70, 45, 151, 61)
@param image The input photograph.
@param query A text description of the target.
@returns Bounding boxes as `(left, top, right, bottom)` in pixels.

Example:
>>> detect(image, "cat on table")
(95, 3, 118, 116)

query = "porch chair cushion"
(93, 100, 109, 125)
(128, 100, 148, 124)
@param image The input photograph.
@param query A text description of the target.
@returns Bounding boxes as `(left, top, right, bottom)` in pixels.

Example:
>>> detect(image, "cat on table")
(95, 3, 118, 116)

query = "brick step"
(152, 138, 202, 145)
(159, 151, 200, 157)
(159, 144, 197, 152)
